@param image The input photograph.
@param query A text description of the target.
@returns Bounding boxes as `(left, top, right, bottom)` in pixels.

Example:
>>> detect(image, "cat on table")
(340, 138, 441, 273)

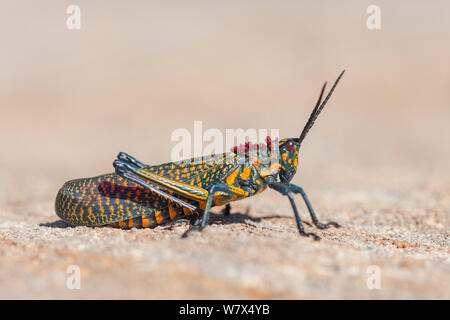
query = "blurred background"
(1, 0, 449, 196)
(0, 1, 449, 299)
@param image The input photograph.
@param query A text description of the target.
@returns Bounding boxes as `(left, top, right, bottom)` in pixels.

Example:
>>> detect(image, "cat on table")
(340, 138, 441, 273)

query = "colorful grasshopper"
(55, 70, 345, 240)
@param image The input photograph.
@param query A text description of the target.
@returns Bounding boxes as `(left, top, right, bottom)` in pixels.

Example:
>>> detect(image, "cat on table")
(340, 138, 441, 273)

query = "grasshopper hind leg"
(117, 152, 147, 169)
(182, 183, 246, 238)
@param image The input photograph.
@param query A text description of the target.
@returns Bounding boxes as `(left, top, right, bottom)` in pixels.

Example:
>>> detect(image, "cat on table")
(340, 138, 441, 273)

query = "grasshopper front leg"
(289, 184, 340, 229)
(113, 159, 202, 213)
(265, 177, 320, 240)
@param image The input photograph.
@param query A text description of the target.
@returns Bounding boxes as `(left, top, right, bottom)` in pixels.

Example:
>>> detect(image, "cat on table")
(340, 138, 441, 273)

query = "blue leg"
(289, 184, 340, 229)
(182, 183, 245, 237)
(266, 178, 320, 240)
(117, 152, 147, 169)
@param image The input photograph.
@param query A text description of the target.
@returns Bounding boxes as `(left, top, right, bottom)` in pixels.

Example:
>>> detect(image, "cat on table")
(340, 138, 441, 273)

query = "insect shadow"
(39, 220, 74, 229)
(167, 206, 313, 232)
(40, 207, 301, 230)
(212, 207, 294, 225)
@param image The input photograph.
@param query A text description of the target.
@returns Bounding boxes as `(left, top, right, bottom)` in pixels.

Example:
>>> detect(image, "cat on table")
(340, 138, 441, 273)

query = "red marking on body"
(98, 181, 148, 199)
(230, 136, 275, 155)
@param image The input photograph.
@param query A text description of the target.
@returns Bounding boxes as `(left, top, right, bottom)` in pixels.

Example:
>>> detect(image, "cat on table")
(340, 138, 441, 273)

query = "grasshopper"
(55, 70, 345, 240)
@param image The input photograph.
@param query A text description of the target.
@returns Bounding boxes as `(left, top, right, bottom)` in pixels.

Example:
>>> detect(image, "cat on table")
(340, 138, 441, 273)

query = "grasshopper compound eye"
(285, 140, 295, 151)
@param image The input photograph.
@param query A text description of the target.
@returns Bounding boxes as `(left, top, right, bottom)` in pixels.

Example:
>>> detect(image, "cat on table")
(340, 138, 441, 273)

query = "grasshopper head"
(278, 138, 301, 183)
(278, 70, 345, 184)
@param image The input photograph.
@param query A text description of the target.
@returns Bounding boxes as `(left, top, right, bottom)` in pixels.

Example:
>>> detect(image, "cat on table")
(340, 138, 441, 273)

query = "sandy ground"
(0, 1, 449, 299)
(1, 166, 449, 299)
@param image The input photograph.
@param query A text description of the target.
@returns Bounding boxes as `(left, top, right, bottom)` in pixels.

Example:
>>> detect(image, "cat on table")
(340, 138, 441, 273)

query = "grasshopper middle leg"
(182, 183, 247, 238)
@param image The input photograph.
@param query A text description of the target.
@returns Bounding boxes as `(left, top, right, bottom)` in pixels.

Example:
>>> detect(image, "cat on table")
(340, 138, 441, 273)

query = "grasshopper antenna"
(298, 70, 345, 145)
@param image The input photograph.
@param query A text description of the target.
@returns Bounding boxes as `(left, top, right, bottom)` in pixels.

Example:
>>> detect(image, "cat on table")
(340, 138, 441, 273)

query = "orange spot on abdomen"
(169, 205, 177, 219)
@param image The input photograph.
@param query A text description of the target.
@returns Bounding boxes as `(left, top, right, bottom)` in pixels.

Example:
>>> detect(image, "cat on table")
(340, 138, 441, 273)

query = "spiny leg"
(289, 184, 340, 229)
(117, 152, 147, 169)
(182, 184, 245, 238)
(266, 178, 320, 240)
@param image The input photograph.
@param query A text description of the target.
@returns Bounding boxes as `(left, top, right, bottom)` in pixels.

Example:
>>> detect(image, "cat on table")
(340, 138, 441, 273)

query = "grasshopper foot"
(300, 230, 321, 241)
(181, 225, 204, 238)
(314, 221, 341, 229)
